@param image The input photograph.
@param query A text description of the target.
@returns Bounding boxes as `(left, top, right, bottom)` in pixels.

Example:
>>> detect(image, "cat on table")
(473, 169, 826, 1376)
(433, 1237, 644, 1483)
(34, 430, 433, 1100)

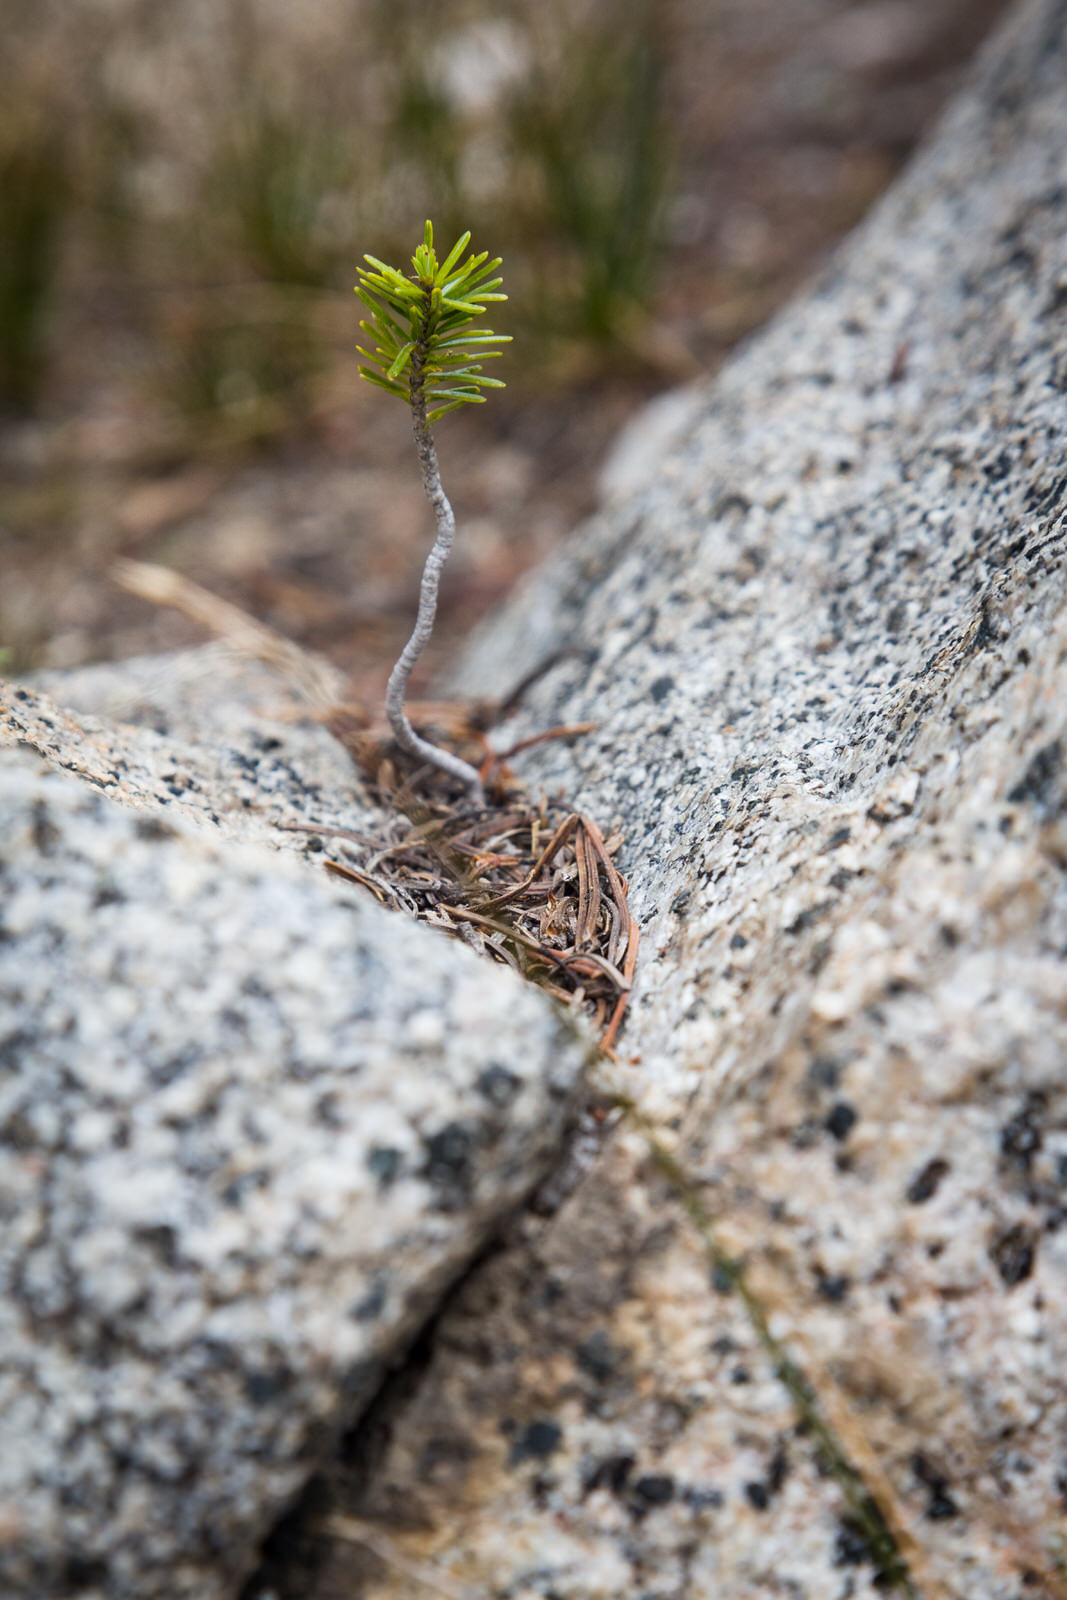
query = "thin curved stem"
(385, 363, 485, 803)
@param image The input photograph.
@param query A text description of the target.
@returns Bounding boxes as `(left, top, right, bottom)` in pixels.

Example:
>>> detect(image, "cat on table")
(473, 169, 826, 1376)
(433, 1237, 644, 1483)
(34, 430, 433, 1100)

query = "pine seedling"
(356, 220, 511, 803)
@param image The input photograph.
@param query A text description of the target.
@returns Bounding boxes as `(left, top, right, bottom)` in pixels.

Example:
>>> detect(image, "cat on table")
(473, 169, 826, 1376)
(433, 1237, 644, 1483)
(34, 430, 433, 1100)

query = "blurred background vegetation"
(0, 0, 1008, 697)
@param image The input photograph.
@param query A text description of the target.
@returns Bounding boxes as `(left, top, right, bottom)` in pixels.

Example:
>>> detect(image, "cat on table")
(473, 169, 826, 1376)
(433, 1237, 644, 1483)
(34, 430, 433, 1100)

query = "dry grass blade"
(113, 559, 344, 707)
(314, 1516, 478, 1600)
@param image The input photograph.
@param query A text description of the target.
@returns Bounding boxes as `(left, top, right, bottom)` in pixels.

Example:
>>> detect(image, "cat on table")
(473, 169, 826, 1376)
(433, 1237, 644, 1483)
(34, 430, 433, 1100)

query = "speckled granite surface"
(274, 3, 1067, 1597)
(11, 645, 358, 850)
(0, 662, 588, 1600)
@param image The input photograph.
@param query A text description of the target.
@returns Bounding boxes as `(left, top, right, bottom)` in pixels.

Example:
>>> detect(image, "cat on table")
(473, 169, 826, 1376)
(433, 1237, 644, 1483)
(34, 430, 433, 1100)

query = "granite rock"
(0, 658, 588, 1600)
(284, 3, 1067, 1597)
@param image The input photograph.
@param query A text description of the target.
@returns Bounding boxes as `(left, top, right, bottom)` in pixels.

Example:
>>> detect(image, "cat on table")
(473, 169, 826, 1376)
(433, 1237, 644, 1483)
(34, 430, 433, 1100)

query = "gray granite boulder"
(279, 3, 1067, 1597)
(0, 660, 588, 1599)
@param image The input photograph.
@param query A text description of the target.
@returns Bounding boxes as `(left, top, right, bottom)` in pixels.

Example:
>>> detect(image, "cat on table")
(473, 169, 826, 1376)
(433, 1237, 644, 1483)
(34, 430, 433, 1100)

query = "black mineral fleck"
(510, 1419, 563, 1466)
(475, 1064, 522, 1108)
(911, 1453, 960, 1520)
(351, 1280, 387, 1322)
(1000, 1097, 1045, 1170)
(825, 1101, 858, 1141)
(991, 1222, 1036, 1286)
(366, 1146, 402, 1187)
(906, 1157, 950, 1204)
(834, 1516, 873, 1567)
(576, 1330, 618, 1385)
(421, 1121, 479, 1197)
(1007, 739, 1063, 814)
(632, 1473, 675, 1509)
(584, 1453, 634, 1496)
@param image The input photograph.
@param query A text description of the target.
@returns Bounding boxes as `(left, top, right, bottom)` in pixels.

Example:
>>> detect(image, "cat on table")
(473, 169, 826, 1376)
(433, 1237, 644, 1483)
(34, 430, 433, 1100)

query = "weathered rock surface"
(270, 3, 1067, 1597)
(0, 659, 587, 1600)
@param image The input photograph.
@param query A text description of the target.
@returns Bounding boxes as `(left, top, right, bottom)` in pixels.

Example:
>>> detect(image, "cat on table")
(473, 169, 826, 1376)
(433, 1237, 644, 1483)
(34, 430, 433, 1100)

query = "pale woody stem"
(384, 363, 486, 803)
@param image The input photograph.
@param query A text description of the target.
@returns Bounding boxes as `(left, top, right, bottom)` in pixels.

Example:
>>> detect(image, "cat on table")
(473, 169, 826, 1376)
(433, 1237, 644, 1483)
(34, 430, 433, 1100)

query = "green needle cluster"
(355, 220, 510, 422)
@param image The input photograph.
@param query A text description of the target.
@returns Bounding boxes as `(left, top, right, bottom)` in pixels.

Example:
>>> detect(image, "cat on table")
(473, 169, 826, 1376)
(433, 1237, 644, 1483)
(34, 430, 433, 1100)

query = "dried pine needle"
(287, 705, 638, 1049)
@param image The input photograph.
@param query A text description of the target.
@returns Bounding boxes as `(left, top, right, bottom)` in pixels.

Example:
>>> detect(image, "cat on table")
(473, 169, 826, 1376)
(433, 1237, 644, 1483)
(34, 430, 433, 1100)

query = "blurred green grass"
(0, 0, 676, 435)
(0, 115, 69, 412)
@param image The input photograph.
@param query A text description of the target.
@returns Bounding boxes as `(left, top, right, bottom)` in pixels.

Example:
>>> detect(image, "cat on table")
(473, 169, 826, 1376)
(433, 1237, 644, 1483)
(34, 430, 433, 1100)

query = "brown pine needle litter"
(286, 701, 639, 1052)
